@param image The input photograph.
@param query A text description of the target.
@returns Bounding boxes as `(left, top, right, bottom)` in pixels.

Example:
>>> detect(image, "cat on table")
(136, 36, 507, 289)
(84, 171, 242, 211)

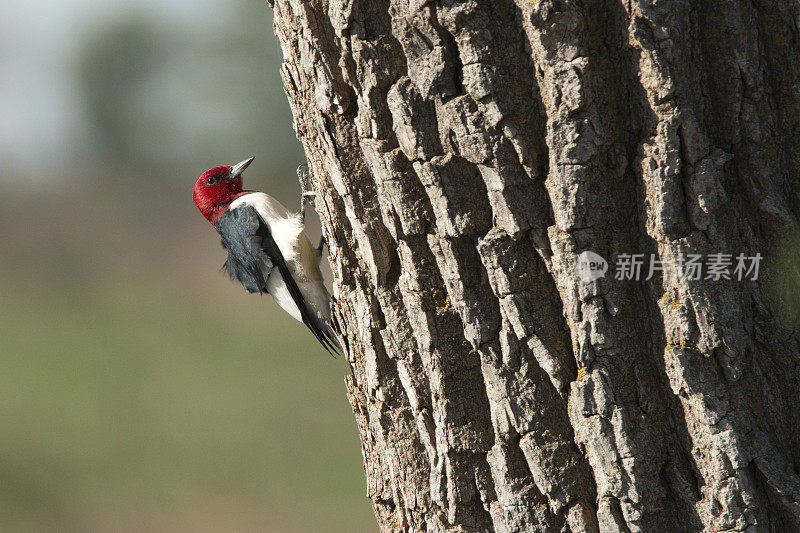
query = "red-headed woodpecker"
(192, 157, 339, 354)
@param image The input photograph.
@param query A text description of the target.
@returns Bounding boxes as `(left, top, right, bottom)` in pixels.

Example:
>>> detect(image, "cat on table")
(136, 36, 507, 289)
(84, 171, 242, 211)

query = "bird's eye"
(206, 177, 216, 185)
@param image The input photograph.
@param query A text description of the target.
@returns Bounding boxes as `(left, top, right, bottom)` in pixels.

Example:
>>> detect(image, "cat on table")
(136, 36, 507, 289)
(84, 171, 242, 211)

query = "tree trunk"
(272, 0, 800, 531)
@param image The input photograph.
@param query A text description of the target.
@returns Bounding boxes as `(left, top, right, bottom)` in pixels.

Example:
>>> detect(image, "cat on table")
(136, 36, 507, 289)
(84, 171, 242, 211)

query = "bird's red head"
(192, 157, 254, 224)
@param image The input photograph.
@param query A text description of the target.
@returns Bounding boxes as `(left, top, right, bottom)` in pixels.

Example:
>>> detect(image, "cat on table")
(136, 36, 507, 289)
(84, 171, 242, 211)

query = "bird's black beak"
(229, 156, 255, 179)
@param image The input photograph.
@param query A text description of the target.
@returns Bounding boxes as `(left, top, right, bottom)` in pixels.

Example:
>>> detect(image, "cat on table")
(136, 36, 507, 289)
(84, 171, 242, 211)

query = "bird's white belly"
(265, 271, 331, 325)
(266, 272, 303, 322)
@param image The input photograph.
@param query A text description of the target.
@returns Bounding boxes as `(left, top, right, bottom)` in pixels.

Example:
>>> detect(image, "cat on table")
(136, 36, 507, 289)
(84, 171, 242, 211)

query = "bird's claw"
(315, 235, 326, 259)
(297, 164, 312, 193)
(297, 163, 315, 222)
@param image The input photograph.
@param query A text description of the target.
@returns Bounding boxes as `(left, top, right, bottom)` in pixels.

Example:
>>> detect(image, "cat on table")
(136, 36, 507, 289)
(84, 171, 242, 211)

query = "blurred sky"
(1, 0, 303, 184)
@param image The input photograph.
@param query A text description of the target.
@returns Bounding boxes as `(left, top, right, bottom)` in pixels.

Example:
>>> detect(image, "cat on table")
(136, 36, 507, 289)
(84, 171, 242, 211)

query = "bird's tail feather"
(306, 314, 341, 357)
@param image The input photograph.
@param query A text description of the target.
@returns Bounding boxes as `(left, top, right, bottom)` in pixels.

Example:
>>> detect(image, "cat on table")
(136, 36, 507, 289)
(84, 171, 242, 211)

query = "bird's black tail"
(305, 314, 341, 357)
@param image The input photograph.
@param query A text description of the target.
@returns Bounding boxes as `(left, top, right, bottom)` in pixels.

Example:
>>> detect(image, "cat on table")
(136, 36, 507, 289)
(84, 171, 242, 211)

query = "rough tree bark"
(272, 0, 800, 531)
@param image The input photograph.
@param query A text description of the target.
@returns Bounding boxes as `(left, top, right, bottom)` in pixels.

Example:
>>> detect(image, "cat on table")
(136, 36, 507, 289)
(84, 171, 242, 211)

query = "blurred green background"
(1, 0, 373, 531)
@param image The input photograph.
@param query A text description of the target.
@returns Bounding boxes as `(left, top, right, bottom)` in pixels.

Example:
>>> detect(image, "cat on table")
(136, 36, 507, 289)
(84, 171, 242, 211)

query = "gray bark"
(272, 0, 800, 531)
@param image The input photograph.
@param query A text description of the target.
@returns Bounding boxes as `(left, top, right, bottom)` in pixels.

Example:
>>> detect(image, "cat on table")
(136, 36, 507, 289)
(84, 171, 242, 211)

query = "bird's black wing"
(216, 205, 339, 356)
(215, 206, 274, 294)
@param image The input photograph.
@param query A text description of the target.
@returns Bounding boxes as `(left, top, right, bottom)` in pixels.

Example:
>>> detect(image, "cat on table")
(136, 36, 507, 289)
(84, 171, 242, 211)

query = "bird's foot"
(315, 235, 326, 259)
(297, 163, 316, 222)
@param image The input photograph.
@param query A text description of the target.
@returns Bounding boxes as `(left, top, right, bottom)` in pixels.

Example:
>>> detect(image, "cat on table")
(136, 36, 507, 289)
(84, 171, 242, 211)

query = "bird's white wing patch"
(231, 192, 312, 280)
